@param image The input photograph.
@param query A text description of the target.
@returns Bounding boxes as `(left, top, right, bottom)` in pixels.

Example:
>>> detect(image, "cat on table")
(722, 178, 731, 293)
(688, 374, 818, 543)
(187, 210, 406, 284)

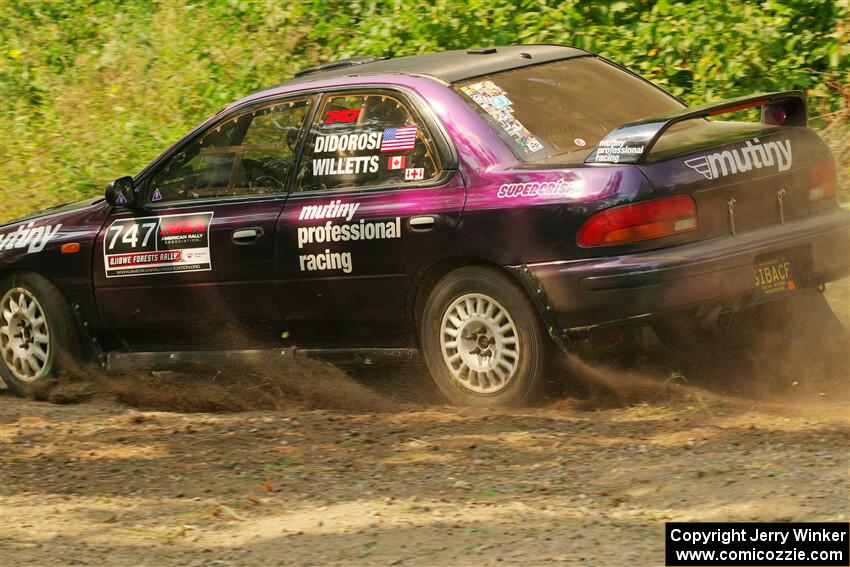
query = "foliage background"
(1, 0, 848, 222)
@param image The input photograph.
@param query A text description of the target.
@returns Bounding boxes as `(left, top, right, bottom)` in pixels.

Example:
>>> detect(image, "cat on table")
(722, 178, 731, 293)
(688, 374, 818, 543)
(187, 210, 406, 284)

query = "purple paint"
(1, 48, 847, 353)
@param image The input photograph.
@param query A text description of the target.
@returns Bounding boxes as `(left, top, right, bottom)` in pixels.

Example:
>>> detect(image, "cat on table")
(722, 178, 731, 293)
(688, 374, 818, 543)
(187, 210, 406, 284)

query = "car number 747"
(106, 221, 158, 250)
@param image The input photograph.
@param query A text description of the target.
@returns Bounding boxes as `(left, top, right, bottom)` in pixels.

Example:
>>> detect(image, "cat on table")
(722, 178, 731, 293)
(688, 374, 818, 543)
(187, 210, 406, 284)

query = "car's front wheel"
(0, 272, 81, 396)
(420, 266, 549, 407)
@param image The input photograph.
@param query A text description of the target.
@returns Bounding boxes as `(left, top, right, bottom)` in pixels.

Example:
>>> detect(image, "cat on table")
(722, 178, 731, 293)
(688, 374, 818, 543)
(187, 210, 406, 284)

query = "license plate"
(753, 256, 798, 298)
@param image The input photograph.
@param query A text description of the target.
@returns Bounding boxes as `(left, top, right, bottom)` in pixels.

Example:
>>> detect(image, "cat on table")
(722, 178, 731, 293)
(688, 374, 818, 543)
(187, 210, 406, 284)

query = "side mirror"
(105, 176, 136, 207)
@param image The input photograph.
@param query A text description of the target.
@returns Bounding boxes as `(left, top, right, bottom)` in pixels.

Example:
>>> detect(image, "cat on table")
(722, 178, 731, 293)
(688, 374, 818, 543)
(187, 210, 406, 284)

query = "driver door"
(94, 96, 314, 350)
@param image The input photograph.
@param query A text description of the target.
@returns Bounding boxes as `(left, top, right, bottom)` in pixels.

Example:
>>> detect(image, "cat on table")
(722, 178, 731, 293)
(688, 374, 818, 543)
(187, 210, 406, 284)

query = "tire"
(0, 272, 81, 397)
(420, 265, 549, 407)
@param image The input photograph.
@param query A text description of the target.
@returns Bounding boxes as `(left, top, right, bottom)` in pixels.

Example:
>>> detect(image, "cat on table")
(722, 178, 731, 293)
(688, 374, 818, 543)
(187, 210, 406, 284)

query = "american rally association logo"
(684, 137, 792, 181)
(103, 212, 213, 278)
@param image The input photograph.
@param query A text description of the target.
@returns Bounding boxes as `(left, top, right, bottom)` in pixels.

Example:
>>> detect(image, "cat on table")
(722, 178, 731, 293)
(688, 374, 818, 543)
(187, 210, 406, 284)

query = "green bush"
(1, 0, 847, 221)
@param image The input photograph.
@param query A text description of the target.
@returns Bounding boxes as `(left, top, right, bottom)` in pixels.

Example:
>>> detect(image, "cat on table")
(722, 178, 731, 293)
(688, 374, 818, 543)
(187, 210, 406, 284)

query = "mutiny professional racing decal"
(103, 212, 213, 278)
(296, 199, 400, 274)
(684, 137, 792, 181)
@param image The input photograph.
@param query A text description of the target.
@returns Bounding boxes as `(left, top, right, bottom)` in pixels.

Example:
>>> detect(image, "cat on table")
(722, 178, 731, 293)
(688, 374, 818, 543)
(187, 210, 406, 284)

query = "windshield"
(454, 56, 685, 164)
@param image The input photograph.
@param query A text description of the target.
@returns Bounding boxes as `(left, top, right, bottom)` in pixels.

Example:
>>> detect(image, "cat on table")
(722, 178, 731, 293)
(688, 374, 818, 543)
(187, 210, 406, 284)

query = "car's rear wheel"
(0, 272, 81, 396)
(420, 266, 548, 407)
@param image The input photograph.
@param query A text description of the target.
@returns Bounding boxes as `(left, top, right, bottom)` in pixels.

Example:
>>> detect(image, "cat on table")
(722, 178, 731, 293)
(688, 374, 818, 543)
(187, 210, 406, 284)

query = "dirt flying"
(1, 283, 848, 566)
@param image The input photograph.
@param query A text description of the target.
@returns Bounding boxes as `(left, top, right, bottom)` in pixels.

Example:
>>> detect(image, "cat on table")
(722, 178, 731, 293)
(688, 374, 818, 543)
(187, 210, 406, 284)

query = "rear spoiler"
(585, 91, 807, 165)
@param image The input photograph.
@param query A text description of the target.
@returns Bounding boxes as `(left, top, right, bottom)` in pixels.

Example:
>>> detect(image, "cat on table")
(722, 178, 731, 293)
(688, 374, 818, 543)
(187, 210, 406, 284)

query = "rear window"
(454, 57, 684, 164)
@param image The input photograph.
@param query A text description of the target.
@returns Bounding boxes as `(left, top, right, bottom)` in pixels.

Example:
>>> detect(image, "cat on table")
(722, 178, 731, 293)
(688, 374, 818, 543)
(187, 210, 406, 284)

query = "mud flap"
(71, 302, 106, 368)
(511, 264, 572, 354)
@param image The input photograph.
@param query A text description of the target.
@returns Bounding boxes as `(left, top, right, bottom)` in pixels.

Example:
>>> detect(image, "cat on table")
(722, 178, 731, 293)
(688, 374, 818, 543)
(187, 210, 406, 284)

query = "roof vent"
(294, 56, 388, 78)
(467, 47, 497, 55)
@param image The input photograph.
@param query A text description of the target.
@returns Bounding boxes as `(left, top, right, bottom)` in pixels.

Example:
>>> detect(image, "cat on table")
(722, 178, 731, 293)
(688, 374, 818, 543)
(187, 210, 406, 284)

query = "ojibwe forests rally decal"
(103, 212, 213, 278)
(296, 199, 400, 275)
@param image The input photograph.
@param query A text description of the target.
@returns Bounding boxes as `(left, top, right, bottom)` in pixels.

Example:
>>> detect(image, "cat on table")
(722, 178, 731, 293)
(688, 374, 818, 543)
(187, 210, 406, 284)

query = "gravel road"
(1, 284, 848, 566)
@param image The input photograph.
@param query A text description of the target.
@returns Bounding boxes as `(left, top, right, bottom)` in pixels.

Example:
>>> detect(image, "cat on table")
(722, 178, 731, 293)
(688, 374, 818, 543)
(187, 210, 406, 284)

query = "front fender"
(0, 200, 110, 331)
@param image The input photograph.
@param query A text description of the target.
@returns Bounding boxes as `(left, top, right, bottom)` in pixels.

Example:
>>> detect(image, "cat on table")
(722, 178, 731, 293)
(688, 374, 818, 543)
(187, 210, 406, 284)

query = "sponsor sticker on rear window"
(103, 212, 213, 277)
(459, 80, 544, 154)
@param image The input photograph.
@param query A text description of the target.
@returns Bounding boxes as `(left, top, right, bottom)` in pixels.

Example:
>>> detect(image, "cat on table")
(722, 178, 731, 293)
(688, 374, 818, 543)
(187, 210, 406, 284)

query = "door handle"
(232, 227, 263, 244)
(409, 216, 437, 232)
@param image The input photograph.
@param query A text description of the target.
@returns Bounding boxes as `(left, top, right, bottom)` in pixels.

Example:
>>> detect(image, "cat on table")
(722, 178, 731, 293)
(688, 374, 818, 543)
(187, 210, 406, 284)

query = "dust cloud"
(555, 288, 849, 410)
(25, 287, 849, 413)
(32, 355, 405, 414)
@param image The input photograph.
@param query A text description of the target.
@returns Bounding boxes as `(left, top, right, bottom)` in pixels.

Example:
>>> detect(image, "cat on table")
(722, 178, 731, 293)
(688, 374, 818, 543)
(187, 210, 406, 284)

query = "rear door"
(275, 89, 465, 346)
(94, 96, 314, 350)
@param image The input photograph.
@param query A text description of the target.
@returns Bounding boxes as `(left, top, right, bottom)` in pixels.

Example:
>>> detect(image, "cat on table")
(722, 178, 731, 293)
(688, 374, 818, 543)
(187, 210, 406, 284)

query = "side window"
(296, 92, 440, 193)
(149, 99, 311, 203)
(231, 101, 310, 196)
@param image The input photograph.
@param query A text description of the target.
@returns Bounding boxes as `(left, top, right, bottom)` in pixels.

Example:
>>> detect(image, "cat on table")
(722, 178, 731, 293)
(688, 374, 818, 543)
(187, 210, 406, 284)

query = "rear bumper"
(513, 208, 850, 336)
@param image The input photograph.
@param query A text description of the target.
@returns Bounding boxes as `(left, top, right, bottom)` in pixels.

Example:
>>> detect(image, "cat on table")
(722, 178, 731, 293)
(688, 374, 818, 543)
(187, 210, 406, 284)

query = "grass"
(1, 1, 846, 222)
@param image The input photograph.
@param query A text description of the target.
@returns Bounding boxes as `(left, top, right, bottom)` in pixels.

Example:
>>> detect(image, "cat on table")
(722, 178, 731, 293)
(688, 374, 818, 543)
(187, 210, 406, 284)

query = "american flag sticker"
(388, 155, 406, 170)
(381, 126, 417, 152)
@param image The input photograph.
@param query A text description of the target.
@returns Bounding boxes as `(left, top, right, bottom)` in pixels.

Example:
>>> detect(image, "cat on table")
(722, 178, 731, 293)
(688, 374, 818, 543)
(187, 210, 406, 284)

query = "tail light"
(577, 195, 699, 247)
(809, 160, 836, 202)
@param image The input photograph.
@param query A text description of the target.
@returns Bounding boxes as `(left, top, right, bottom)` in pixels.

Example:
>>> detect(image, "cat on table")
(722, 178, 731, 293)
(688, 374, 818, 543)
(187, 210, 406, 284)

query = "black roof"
(286, 45, 589, 85)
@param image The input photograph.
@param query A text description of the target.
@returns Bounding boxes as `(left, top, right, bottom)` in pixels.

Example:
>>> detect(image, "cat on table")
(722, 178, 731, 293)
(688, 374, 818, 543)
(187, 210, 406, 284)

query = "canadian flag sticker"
(404, 167, 425, 181)
(388, 155, 406, 170)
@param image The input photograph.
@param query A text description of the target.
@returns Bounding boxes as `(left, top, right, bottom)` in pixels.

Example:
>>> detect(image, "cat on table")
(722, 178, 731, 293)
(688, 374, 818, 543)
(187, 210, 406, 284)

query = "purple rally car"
(1, 45, 848, 406)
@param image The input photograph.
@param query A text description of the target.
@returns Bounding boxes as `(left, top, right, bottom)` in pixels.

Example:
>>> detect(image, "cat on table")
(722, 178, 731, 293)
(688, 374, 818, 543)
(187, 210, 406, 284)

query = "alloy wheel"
(0, 288, 50, 382)
(439, 292, 520, 394)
